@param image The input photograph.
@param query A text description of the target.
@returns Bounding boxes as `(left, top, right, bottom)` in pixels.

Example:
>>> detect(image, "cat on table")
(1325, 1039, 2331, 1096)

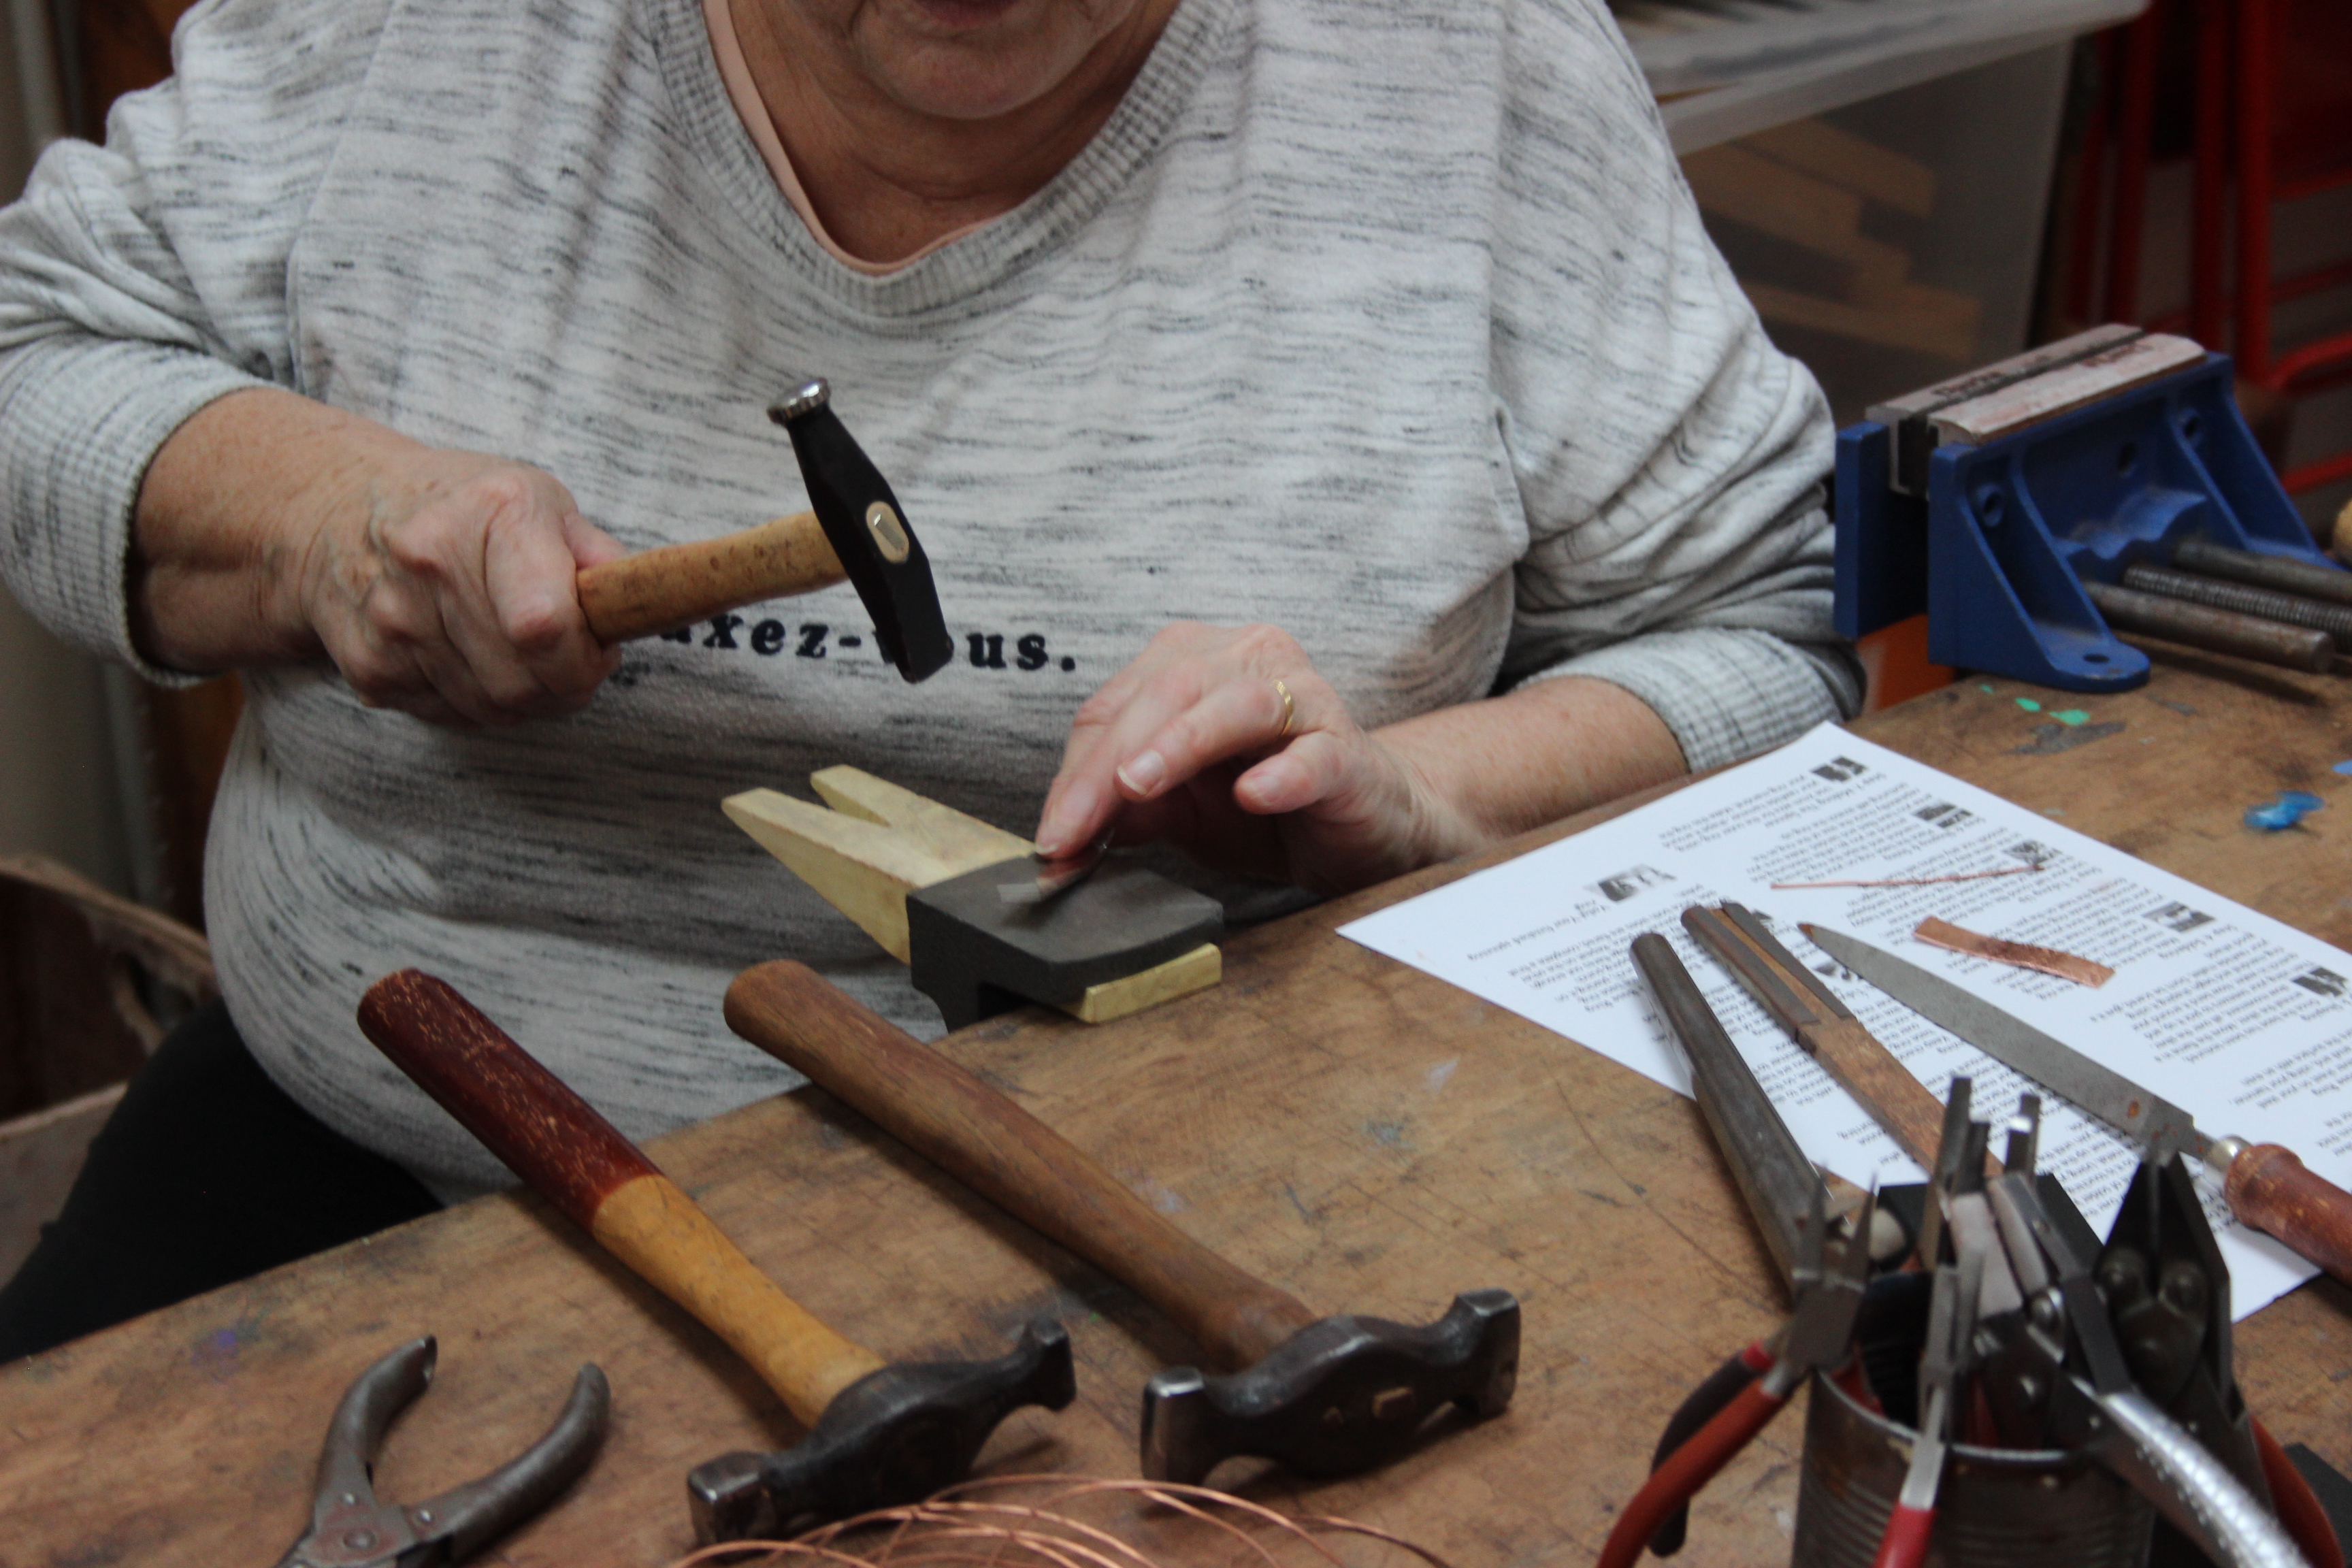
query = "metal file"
(1799, 924, 2204, 1163)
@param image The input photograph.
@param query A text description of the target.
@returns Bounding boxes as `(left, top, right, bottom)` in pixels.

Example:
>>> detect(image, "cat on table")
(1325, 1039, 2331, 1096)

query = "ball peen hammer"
(572, 380, 952, 682)
(357, 970, 1073, 1543)
(724, 960, 1520, 1487)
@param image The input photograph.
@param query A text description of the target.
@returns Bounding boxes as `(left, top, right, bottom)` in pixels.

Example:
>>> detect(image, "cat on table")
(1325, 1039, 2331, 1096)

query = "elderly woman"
(0, 0, 1854, 1354)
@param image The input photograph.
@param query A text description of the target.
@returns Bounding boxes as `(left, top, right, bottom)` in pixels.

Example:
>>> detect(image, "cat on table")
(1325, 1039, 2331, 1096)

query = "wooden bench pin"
(725, 766, 1223, 1028)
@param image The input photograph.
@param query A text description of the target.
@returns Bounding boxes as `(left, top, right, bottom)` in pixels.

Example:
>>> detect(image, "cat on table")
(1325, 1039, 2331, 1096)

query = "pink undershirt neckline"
(702, 0, 988, 276)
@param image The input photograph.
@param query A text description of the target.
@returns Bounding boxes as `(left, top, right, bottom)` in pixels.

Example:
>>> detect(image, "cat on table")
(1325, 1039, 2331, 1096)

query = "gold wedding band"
(1272, 677, 1296, 738)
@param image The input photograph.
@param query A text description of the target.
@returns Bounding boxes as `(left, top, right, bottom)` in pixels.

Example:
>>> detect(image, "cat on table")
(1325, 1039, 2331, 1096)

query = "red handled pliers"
(1867, 1250, 1980, 1568)
(1596, 1188, 1874, 1568)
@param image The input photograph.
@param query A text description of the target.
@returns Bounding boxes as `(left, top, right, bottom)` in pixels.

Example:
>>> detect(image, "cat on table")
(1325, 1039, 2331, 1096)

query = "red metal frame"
(2104, 11, 2162, 324)
(2151, 254, 2352, 337)
(2234, 0, 2278, 382)
(2283, 449, 2352, 494)
(2065, 28, 2119, 327)
(2233, 0, 2352, 492)
(2071, 0, 2352, 495)
(2189, 0, 2228, 347)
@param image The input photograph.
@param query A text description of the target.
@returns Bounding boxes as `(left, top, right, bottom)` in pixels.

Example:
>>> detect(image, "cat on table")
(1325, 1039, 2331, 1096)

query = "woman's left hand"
(1033, 622, 1473, 896)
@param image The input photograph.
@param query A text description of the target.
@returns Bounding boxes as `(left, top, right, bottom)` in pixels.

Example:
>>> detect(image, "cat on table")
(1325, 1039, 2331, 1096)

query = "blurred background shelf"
(2051, 0, 2352, 525)
(1620, 0, 2349, 546)
(1620, 0, 2144, 152)
(1661, 27, 2093, 430)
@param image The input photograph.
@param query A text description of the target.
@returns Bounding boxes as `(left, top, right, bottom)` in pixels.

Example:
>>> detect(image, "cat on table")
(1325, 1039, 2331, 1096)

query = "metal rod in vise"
(2123, 562, 2352, 649)
(2174, 538, 2352, 610)
(1631, 933, 1827, 1288)
(2082, 581, 2332, 672)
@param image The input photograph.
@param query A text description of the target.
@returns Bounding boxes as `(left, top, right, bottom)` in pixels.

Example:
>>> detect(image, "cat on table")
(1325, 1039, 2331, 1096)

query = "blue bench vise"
(1834, 324, 2345, 692)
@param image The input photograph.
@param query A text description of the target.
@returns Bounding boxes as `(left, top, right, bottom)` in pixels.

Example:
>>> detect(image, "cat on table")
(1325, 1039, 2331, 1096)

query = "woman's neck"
(730, 0, 1180, 264)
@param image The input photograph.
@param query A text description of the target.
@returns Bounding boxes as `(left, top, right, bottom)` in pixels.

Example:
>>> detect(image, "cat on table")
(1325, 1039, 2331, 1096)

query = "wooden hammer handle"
(2225, 1143, 2352, 1289)
(575, 512, 845, 643)
(726, 960, 1320, 1370)
(358, 970, 883, 1424)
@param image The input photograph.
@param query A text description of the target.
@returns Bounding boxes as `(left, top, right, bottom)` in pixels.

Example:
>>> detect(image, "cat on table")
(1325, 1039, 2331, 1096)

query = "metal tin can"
(1793, 1375, 2154, 1567)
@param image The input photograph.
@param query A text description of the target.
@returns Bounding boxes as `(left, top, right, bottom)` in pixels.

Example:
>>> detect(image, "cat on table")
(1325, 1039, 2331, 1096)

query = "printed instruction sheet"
(1341, 722, 2352, 1318)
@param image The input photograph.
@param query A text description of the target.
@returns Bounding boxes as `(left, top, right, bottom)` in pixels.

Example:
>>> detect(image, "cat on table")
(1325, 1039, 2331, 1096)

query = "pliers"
(1621, 932, 1880, 1567)
(1595, 1184, 1876, 1568)
(1987, 1175, 2312, 1568)
(271, 1337, 609, 1568)
(1868, 1250, 1980, 1568)
(1631, 1334, 1779, 1556)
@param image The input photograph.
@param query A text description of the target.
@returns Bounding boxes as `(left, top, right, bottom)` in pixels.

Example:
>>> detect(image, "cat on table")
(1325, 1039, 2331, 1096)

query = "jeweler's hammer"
(572, 380, 952, 681)
(357, 970, 1072, 1543)
(724, 960, 1520, 1486)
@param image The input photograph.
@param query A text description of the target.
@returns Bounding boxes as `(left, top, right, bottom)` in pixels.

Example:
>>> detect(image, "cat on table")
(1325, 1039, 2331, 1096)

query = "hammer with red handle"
(357, 970, 1071, 1544)
(574, 380, 951, 682)
(723, 960, 1520, 1487)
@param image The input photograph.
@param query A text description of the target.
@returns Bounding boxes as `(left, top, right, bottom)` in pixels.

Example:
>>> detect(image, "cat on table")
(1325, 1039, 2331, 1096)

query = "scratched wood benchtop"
(3, 657, 2347, 1567)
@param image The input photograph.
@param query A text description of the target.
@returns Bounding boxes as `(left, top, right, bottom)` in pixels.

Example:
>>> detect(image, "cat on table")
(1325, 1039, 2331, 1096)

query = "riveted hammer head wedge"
(687, 1318, 1075, 1544)
(1139, 1290, 1519, 1486)
(771, 380, 953, 683)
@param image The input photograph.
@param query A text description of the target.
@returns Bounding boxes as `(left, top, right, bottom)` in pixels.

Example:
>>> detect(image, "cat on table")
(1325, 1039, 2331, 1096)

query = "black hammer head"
(1139, 1289, 1519, 1486)
(906, 858, 1223, 1029)
(687, 1318, 1075, 1544)
(770, 380, 953, 685)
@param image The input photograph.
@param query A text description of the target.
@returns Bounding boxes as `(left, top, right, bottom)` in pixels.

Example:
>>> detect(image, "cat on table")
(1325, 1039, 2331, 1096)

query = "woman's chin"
(901, 0, 1026, 31)
(871, 46, 1081, 120)
(853, 0, 1130, 120)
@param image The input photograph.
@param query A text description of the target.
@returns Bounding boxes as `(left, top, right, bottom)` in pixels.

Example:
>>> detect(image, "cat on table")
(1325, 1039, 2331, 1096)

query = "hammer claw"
(1139, 1290, 1520, 1486)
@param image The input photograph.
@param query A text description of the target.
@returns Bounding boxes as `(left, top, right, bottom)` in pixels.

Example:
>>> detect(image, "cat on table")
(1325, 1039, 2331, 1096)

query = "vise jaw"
(1835, 326, 2343, 692)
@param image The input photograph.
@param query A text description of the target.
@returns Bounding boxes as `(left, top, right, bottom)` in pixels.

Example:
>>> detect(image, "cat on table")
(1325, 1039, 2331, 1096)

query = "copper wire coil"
(668, 1477, 1457, 1568)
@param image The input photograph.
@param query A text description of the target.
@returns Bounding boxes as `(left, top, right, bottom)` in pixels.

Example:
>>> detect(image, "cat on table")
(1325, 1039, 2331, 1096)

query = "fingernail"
(1036, 780, 1096, 856)
(1117, 750, 1166, 797)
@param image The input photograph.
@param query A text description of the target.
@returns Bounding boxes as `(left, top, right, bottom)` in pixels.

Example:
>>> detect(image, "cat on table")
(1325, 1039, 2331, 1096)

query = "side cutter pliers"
(271, 1336, 608, 1568)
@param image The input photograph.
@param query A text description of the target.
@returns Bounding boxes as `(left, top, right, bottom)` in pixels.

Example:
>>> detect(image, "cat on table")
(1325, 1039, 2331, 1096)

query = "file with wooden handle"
(1682, 903, 1963, 1175)
(1805, 921, 2352, 1294)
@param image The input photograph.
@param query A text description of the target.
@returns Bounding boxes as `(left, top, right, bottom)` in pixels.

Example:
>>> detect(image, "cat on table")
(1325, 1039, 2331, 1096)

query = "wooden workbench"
(3, 658, 2348, 1567)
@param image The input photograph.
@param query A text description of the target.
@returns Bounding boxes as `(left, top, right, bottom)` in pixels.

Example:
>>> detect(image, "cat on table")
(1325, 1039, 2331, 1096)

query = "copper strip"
(1911, 916, 2114, 988)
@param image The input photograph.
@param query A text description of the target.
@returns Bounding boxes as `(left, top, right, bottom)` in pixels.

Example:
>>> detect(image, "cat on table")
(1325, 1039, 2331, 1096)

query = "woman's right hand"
(294, 450, 624, 727)
(135, 388, 625, 727)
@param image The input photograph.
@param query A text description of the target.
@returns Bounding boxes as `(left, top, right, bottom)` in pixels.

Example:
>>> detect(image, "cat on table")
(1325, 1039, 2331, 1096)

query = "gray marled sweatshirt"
(0, 0, 1857, 1194)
